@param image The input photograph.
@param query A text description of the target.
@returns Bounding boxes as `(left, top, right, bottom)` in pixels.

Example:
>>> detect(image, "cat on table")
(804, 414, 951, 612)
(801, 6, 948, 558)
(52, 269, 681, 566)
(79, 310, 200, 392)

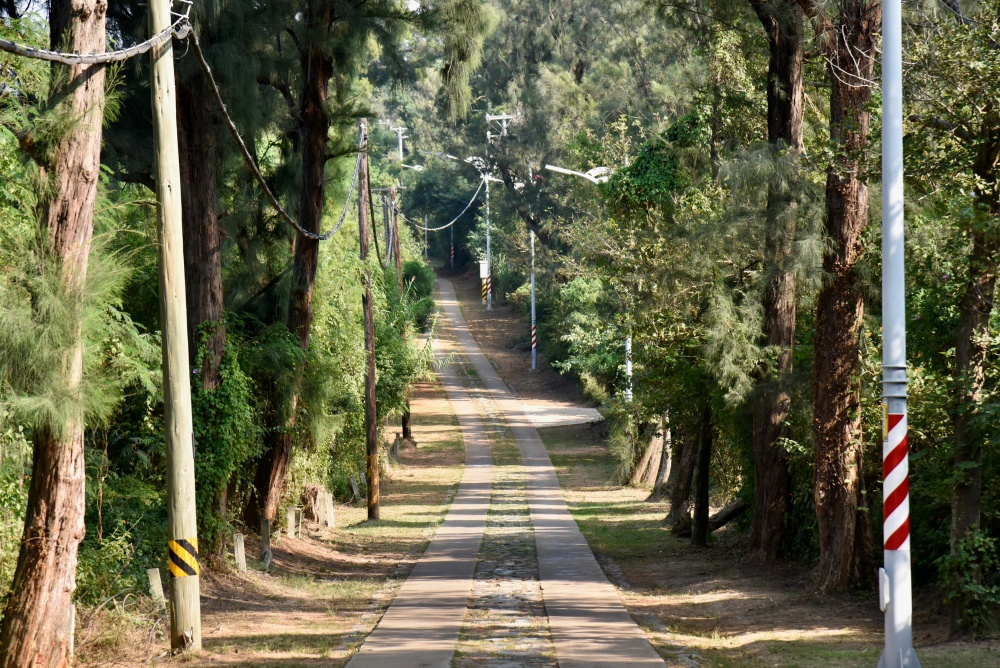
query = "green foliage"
(937, 531, 1000, 634)
(192, 336, 263, 549)
(403, 258, 436, 330)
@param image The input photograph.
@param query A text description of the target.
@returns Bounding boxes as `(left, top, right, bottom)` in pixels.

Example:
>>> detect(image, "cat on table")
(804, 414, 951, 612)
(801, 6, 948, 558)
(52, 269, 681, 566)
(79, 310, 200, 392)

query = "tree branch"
(909, 114, 973, 142)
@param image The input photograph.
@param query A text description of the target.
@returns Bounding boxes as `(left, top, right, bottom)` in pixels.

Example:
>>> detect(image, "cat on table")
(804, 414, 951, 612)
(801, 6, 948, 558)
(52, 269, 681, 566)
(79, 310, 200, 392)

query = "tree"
(0, 0, 108, 663)
(800, 0, 880, 592)
(745, 0, 804, 561)
(906, 0, 1000, 629)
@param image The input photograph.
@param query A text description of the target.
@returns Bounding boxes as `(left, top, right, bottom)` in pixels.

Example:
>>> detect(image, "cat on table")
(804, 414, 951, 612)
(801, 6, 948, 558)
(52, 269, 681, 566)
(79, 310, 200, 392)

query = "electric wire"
(190, 30, 361, 242)
(0, 17, 190, 65)
(402, 178, 485, 232)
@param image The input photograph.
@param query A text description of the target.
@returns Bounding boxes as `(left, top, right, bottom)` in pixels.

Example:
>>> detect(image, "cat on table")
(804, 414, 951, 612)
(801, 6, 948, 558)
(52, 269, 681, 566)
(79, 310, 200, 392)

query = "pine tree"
(745, 0, 804, 561)
(0, 0, 108, 662)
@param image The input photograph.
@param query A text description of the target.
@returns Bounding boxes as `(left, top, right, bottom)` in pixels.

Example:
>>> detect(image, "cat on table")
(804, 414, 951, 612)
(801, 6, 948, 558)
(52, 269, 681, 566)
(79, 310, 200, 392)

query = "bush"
(937, 530, 1000, 634)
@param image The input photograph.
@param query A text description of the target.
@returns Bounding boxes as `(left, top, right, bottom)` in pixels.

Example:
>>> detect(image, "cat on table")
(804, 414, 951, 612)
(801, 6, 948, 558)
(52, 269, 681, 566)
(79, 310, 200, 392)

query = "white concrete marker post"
(530, 230, 537, 371)
(878, 0, 919, 664)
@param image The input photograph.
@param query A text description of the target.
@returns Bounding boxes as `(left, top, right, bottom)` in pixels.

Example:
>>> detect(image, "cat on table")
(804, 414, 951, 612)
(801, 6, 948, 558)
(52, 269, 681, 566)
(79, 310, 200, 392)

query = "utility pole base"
(169, 575, 202, 650)
(877, 648, 920, 668)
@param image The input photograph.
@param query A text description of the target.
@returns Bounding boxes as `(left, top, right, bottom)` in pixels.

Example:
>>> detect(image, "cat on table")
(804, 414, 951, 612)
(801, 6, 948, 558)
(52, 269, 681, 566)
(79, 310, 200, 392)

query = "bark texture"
(177, 45, 225, 392)
(254, 41, 333, 523)
(0, 0, 107, 663)
(647, 416, 672, 500)
(810, 0, 879, 593)
(360, 135, 380, 520)
(691, 404, 713, 547)
(664, 427, 698, 529)
(747, 0, 804, 561)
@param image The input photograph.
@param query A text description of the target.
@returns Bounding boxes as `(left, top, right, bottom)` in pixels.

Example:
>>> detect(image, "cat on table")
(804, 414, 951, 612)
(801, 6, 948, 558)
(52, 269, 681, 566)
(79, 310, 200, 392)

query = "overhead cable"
(0, 17, 190, 65)
(403, 178, 485, 232)
(190, 30, 360, 242)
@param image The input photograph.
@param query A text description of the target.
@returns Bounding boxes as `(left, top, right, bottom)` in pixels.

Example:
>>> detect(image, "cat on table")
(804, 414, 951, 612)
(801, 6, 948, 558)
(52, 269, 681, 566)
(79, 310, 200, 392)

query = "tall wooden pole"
(391, 188, 403, 293)
(391, 189, 413, 441)
(150, 0, 201, 650)
(359, 122, 380, 520)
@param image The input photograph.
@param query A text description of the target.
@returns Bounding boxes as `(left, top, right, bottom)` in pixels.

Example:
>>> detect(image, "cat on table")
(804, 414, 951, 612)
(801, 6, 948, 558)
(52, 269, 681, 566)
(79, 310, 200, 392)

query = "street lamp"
(544, 164, 612, 185)
(879, 0, 918, 665)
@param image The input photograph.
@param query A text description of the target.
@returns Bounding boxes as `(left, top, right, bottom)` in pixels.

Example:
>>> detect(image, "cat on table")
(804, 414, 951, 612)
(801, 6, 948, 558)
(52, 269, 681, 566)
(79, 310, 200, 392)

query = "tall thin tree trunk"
(360, 129, 380, 520)
(178, 43, 225, 392)
(0, 0, 107, 663)
(747, 0, 804, 561)
(811, 0, 879, 593)
(648, 414, 672, 500)
(664, 427, 698, 529)
(949, 127, 1000, 630)
(692, 404, 713, 547)
(254, 41, 333, 523)
(177, 39, 228, 551)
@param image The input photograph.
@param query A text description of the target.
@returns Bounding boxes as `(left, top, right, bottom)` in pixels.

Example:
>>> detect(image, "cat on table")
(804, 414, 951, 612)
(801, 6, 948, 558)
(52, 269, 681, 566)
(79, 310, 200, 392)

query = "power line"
(402, 178, 485, 232)
(190, 30, 360, 241)
(0, 16, 190, 65)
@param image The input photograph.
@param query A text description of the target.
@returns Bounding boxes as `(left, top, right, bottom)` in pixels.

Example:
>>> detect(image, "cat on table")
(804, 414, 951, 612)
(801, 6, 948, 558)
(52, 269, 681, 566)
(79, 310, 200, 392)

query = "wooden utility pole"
(359, 122, 380, 520)
(150, 0, 201, 649)
(391, 189, 413, 441)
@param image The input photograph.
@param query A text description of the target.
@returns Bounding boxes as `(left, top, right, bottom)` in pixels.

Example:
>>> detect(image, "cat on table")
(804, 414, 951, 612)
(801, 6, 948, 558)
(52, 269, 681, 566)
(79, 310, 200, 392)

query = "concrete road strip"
(437, 278, 666, 668)
(346, 334, 493, 668)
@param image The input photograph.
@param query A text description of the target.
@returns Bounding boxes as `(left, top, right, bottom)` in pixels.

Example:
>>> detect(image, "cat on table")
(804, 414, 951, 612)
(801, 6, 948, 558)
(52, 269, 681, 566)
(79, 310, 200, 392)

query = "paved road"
(348, 278, 664, 667)
(346, 333, 494, 668)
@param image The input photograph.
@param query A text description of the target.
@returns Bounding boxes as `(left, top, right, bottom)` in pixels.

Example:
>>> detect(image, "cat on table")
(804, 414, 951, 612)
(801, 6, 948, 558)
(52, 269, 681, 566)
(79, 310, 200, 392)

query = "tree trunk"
(254, 42, 333, 523)
(811, 0, 879, 593)
(746, 0, 804, 562)
(392, 193, 414, 441)
(692, 404, 713, 547)
(359, 130, 380, 520)
(629, 423, 664, 488)
(178, 43, 225, 392)
(949, 127, 1000, 630)
(0, 0, 106, 663)
(664, 427, 698, 529)
(647, 415, 672, 500)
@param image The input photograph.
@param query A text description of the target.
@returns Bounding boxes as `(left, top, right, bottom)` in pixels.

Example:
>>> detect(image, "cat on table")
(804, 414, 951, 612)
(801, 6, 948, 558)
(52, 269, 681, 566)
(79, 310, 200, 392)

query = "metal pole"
(878, 0, 917, 662)
(150, 0, 200, 649)
(624, 336, 633, 402)
(486, 176, 492, 310)
(450, 225, 454, 268)
(531, 230, 537, 370)
(424, 214, 429, 259)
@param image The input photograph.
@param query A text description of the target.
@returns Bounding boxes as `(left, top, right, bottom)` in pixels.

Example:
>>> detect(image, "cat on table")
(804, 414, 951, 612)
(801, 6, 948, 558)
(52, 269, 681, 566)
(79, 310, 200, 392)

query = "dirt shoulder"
(78, 377, 465, 668)
(452, 271, 1000, 668)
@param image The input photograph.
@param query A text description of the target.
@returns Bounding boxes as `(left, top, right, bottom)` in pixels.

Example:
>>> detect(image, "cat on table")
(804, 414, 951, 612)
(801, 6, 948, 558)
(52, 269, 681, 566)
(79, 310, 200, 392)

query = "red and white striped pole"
(450, 225, 455, 268)
(530, 229, 537, 370)
(879, 0, 919, 661)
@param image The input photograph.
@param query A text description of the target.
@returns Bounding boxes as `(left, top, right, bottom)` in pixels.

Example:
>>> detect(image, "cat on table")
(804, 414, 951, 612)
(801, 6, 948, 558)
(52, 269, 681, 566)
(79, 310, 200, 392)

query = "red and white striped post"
(450, 225, 455, 268)
(879, 0, 919, 662)
(530, 229, 537, 370)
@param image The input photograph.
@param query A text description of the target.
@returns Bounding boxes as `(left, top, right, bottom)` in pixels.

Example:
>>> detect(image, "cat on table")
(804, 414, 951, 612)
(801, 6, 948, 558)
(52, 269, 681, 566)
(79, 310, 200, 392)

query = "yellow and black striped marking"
(481, 280, 487, 301)
(168, 538, 200, 578)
